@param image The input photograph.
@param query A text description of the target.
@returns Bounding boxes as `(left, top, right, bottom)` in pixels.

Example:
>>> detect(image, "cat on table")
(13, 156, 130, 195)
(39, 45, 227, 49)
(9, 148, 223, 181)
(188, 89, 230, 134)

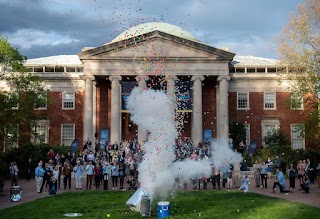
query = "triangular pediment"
(78, 31, 235, 61)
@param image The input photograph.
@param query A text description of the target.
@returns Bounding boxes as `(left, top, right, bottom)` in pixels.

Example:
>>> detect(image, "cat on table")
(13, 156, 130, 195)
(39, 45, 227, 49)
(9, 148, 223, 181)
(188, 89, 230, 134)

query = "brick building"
(1, 22, 312, 152)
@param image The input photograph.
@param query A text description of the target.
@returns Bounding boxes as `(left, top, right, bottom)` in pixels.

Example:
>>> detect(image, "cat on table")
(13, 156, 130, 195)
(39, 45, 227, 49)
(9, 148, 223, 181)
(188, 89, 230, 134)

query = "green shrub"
(243, 150, 254, 166)
(0, 143, 70, 179)
(252, 144, 320, 171)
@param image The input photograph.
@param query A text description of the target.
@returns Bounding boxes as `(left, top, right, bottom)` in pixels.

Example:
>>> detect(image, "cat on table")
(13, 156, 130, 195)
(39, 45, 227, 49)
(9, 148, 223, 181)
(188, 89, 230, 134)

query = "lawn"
(0, 190, 319, 219)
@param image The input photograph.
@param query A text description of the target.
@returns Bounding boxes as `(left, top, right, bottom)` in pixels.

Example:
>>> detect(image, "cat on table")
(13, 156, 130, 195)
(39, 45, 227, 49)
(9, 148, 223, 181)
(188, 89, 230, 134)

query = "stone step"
(240, 170, 254, 176)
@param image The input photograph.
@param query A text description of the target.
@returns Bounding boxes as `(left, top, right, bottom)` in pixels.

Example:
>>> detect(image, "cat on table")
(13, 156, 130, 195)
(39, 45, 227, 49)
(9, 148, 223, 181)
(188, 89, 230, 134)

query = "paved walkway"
(0, 177, 319, 210)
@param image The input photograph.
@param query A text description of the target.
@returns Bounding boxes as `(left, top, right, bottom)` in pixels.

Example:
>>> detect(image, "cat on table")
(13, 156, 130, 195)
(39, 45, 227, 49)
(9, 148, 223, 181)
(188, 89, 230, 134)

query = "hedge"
(0, 143, 70, 179)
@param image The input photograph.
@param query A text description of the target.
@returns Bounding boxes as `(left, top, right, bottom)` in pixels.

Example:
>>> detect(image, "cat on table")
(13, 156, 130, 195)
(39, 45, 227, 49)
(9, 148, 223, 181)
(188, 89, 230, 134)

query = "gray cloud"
(0, 0, 303, 59)
(19, 41, 83, 59)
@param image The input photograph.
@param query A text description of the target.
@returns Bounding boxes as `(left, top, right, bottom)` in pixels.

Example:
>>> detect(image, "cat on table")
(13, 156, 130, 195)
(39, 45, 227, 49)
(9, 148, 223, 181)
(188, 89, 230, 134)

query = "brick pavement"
(0, 176, 319, 210)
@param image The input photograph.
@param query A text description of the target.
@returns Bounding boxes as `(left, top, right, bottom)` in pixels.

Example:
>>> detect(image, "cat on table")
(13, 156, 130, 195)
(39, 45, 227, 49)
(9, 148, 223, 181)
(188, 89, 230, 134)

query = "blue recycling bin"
(158, 201, 170, 219)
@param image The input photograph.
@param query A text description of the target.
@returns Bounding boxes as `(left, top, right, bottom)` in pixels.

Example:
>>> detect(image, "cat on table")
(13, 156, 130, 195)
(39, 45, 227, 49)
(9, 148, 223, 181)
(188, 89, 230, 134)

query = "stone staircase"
(240, 167, 254, 177)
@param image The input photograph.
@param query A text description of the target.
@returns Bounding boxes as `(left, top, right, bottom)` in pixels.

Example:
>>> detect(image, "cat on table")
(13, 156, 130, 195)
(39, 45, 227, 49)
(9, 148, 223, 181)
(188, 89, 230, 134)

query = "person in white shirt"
(87, 151, 95, 162)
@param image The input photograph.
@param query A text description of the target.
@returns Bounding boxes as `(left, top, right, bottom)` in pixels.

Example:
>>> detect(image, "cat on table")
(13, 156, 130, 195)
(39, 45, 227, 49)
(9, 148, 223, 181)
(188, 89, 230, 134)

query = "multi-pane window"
(261, 119, 279, 146)
(264, 125, 276, 136)
(291, 93, 303, 110)
(263, 124, 276, 147)
(264, 92, 276, 109)
(4, 124, 19, 151)
(31, 120, 49, 143)
(66, 67, 76, 72)
(291, 124, 305, 149)
(62, 92, 75, 109)
(34, 93, 47, 109)
(244, 124, 250, 146)
(237, 92, 249, 109)
(55, 66, 64, 72)
(76, 67, 83, 72)
(61, 124, 75, 146)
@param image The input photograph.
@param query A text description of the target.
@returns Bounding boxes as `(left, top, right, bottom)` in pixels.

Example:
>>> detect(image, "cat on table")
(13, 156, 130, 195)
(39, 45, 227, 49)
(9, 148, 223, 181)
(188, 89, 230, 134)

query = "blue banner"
(204, 129, 213, 143)
(176, 81, 192, 110)
(70, 139, 79, 154)
(100, 130, 109, 150)
(122, 81, 137, 110)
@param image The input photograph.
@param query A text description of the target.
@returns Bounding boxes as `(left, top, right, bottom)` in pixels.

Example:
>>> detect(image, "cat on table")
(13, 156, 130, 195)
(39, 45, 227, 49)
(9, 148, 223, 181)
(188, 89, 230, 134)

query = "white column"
(109, 76, 122, 144)
(84, 76, 95, 146)
(217, 76, 230, 139)
(166, 75, 178, 109)
(166, 75, 177, 102)
(191, 75, 205, 146)
(92, 81, 97, 152)
(216, 82, 220, 138)
(136, 76, 149, 143)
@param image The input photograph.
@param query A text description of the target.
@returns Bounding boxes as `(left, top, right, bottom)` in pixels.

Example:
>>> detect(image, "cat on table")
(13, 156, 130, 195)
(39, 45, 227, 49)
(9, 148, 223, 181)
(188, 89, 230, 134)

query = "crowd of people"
(6, 139, 320, 196)
(252, 157, 319, 194)
(32, 141, 140, 194)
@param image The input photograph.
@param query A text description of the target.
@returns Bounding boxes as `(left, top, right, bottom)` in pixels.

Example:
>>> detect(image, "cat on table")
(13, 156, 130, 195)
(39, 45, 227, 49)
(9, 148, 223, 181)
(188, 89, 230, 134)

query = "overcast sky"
(0, 0, 303, 59)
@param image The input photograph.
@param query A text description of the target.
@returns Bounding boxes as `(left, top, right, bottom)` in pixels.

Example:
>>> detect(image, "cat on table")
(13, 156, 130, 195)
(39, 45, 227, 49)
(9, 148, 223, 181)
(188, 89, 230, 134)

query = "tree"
(0, 35, 48, 151)
(277, 0, 320, 98)
(0, 35, 26, 79)
(276, 0, 320, 146)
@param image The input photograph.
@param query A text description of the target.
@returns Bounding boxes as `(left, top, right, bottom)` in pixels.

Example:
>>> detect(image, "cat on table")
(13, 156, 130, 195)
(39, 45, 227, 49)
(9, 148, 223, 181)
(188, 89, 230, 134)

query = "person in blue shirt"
(35, 162, 45, 193)
(73, 160, 84, 190)
(272, 168, 285, 193)
(239, 173, 250, 192)
(111, 162, 119, 190)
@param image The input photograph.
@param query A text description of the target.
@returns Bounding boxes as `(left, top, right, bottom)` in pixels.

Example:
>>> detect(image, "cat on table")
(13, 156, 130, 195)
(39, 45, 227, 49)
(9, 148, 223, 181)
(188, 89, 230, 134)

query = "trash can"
(158, 201, 170, 219)
(10, 186, 23, 202)
(126, 187, 149, 212)
(140, 195, 151, 217)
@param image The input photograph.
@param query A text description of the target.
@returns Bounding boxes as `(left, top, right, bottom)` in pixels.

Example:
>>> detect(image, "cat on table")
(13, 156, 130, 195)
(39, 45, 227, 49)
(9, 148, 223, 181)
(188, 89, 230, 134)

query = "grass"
(0, 190, 319, 219)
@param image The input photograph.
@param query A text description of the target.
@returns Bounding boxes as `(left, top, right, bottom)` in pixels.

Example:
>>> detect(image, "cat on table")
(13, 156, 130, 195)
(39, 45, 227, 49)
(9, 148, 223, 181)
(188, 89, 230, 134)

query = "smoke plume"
(126, 87, 241, 201)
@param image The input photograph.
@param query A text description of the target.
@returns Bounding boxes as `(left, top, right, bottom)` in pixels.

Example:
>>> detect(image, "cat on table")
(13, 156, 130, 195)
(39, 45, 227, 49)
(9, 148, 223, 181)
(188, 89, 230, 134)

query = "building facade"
(0, 22, 311, 152)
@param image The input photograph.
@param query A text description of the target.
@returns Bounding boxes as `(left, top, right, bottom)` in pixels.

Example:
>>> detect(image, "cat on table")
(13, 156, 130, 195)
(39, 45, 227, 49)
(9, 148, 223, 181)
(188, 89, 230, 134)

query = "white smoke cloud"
(126, 87, 242, 201)
(211, 138, 243, 171)
(127, 87, 177, 200)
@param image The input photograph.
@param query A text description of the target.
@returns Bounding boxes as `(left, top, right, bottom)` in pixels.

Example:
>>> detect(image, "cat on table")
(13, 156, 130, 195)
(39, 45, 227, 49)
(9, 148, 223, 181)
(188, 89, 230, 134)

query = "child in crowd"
(48, 174, 57, 194)
(127, 175, 137, 190)
(301, 174, 310, 193)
